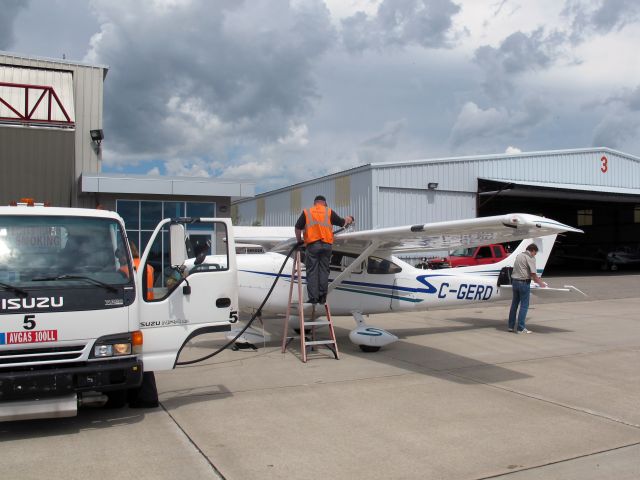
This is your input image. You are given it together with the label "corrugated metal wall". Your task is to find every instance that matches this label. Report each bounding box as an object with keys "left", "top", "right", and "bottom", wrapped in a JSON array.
[
  {"left": 234, "top": 168, "right": 373, "bottom": 228},
  {"left": 0, "top": 53, "right": 105, "bottom": 207},
  {"left": 233, "top": 148, "right": 639, "bottom": 230},
  {"left": 0, "top": 66, "right": 75, "bottom": 123},
  {"left": 0, "top": 126, "right": 74, "bottom": 205}
]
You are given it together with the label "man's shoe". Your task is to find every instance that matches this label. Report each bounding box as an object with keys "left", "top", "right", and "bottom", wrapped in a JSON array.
[
  {"left": 517, "top": 328, "right": 532, "bottom": 334},
  {"left": 508, "top": 327, "right": 514, "bottom": 332}
]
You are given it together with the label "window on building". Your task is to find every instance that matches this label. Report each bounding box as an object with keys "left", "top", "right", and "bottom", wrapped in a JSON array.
[
  {"left": 116, "top": 200, "right": 216, "bottom": 291},
  {"left": 577, "top": 209, "right": 593, "bottom": 226}
]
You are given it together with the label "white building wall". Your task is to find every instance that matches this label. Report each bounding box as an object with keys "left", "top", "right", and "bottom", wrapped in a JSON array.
[
  {"left": 0, "top": 51, "right": 107, "bottom": 207},
  {"left": 233, "top": 148, "right": 640, "bottom": 230}
]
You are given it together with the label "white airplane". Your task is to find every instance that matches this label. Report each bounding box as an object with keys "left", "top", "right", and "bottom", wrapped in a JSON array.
[{"left": 215, "top": 213, "right": 583, "bottom": 351}]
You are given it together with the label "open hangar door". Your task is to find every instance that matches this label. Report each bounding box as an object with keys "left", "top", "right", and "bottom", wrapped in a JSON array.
[{"left": 477, "top": 179, "right": 640, "bottom": 272}]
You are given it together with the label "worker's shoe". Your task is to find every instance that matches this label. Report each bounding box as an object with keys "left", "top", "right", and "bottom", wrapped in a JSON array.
[
  {"left": 507, "top": 327, "right": 514, "bottom": 332},
  {"left": 517, "top": 328, "right": 533, "bottom": 334}
]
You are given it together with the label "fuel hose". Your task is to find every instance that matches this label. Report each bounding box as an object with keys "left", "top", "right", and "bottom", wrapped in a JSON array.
[
  {"left": 175, "top": 241, "right": 299, "bottom": 366},
  {"left": 174, "top": 220, "right": 354, "bottom": 366}
]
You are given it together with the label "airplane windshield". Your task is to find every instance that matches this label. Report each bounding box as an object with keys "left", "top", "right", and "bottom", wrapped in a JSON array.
[{"left": 0, "top": 215, "right": 132, "bottom": 288}]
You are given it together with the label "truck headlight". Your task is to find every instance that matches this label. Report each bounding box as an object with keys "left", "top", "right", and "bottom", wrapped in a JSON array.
[
  {"left": 94, "top": 344, "right": 113, "bottom": 357},
  {"left": 91, "top": 331, "right": 140, "bottom": 358}
]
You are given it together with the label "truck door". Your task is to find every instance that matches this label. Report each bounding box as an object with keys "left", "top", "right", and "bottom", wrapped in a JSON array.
[
  {"left": 475, "top": 246, "right": 494, "bottom": 265},
  {"left": 137, "top": 218, "right": 238, "bottom": 371}
]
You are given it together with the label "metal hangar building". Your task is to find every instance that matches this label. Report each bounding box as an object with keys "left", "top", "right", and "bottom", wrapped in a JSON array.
[
  {"left": 233, "top": 148, "right": 640, "bottom": 266},
  {"left": 0, "top": 50, "right": 254, "bottom": 255}
]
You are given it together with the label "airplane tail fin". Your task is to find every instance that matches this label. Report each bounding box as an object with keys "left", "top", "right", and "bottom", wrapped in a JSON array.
[{"left": 494, "top": 234, "right": 558, "bottom": 276}]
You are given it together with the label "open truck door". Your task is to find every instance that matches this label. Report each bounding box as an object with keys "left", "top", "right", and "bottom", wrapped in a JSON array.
[{"left": 137, "top": 217, "right": 238, "bottom": 371}]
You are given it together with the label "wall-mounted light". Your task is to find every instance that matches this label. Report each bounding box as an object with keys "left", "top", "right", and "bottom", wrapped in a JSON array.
[
  {"left": 427, "top": 182, "right": 439, "bottom": 190},
  {"left": 90, "top": 129, "right": 104, "bottom": 146}
]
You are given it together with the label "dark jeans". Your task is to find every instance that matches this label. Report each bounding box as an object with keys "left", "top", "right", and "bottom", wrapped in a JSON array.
[
  {"left": 508, "top": 279, "right": 531, "bottom": 331},
  {"left": 305, "top": 241, "right": 332, "bottom": 303}
]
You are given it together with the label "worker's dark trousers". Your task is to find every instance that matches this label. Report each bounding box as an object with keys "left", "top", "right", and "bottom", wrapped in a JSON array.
[{"left": 305, "top": 241, "right": 332, "bottom": 303}]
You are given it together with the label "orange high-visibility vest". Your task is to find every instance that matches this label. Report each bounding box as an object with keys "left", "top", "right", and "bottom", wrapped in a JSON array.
[
  {"left": 133, "top": 258, "right": 155, "bottom": 300},
  {"left": 303, "top": 205, "right": 333, "bottom": 245}
]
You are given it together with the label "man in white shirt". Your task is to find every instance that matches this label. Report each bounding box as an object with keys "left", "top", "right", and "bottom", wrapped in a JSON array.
[{"left": 508, "top": 243, "right": 547, "bottom": 333}]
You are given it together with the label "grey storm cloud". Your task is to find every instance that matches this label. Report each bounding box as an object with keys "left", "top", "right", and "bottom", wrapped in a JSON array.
[
  {"left": 87, "top": 0, "right": 335, "bottom": 159},
  {"left": 592, "top": 114, "right": 640, "bottom": 148},
  {"left": 0, "top": 0, "right": 28, "bottom": 49},
  {"left": 356, "top": 119, "right": 408, "bottom": 164},
  {"left": 340, "top": 0, "right": 461, "bottom": 53},
  {"left": 563, "top": 0, "right": 640, "bottom": 43},
  {"left": 592, "top": 84, "right": 640, "bottom": 148},
  {"left": 473, "top": 28, "right": 565, "bottom": 98},
  {"left": 450, "top": 96, "right": 550, "bottom": 148}
]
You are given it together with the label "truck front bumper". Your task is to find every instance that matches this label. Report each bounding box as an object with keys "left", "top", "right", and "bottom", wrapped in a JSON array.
[{"left": 0, "top": 357, "right": 143, "bottom": 402}]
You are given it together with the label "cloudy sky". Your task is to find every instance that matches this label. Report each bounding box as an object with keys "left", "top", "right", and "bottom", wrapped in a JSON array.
[{"left": 3, "top": 0, "right": 640, "bottom": 192}]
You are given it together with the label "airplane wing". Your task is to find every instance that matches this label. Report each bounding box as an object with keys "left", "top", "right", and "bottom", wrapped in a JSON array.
[
  {"left": 233, "top": 226, "right": 296, "bottom": 251},
  {"left": 234, "top": 214, "right": 582, "bottom": 255},
  {"left": 500, "top": 284, "right": 588, "bottom": 299}
]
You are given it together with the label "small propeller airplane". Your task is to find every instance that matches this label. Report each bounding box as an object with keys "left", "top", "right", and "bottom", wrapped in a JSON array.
[{"left": 210, "top": 213, "right": 583, "bottom": 351}]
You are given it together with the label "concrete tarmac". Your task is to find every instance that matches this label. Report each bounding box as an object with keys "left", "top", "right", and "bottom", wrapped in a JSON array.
[{"left": 1, "top": 273, "right": 639, "bottom": 480}]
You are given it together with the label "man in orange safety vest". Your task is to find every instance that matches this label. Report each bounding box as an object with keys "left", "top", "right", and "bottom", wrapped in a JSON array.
[{"left": 295, "top": 195, "right": 353, "bottom": 305}]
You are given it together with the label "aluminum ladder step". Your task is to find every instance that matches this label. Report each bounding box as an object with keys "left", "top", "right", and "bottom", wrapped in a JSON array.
[{"left": 281, "top": 249, "right": 340, "bottom": 363}]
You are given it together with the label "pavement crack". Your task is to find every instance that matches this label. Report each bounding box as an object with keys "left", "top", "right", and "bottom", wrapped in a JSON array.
[
  {"left": 473, "top": 441, "right": 640, "bottom": 479},
  {"left": 160, "top": 402, "right": 227, "bottom": 479},
  {"left": 442, "top": 370, "right": 640, "bottom": 429}
]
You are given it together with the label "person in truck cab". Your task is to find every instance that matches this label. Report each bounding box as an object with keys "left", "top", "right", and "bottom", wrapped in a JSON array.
[{"left": 129, "top": 241, "right": 155, "bottom": 301}]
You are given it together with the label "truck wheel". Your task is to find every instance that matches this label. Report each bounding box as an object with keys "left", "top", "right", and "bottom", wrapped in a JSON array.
[
  {"left": 104, "top": 389, "right": 127, "bottom": 408},
  {"left": 128, "top": 372, "right": 159, "bottom": 408}
]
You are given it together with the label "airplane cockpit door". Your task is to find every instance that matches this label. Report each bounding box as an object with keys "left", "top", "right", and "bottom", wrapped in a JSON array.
[
  {"left": 137, "top": 218, "right": 239, "bottom": 371},
  {"left": 391, "top": 278, "right": 399, "bottom": 310}
]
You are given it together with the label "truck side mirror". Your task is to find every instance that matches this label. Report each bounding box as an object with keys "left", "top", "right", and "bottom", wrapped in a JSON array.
[{"left": 170, "top": 223, "right": 188, "bottom": 267}]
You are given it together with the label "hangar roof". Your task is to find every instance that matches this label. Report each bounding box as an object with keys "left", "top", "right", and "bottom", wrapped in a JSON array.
[{"left": 369, "top": 147, "right": 640, "bottom": 168}]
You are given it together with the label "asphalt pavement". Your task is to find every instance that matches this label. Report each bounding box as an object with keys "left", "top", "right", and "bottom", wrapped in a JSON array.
[{"left": 1, "top": 273, "right": 639, "bottom": 480}]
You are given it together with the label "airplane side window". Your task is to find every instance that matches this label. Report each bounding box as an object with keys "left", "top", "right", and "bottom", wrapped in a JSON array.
[
  {"left": 493, "top": 246, "right": 503, "bottom": 257},
  {"left": 330, "top": 252, "right": 343, "bottom": 271},
  {"left": 367, "top": 256, "right": 402, "bottom": 274},
  {"left": 476, "top": 247, "right": 491, "bottom": 259},
  {"left": 329, "top": 252, "right": 362, "bottom": 274}
]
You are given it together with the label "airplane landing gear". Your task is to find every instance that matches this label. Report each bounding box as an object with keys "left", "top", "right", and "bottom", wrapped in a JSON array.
[
  {"left": 359, "top": 345, "right": 381, "bottom": 353},
  {"left": 349, "top": 312, "right": 398, "bottom": 352}
]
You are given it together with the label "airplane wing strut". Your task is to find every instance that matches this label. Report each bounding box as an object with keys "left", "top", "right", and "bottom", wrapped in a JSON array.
[{"left": 328, "top": 240, "right": 381, "bottom": 293}]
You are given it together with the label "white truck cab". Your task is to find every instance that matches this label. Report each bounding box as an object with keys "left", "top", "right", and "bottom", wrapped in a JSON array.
[{"left": 0, "top": 204, "right": 238, "bottom": 421}]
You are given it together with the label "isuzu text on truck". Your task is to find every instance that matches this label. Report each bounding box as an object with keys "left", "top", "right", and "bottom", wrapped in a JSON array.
[{"left": 0, "top": 202, "right": 238, "bottom": 421}]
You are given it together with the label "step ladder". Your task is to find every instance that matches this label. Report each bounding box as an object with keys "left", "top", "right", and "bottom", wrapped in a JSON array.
[{"left": 281, "top": 249, "right": 339, "bottom": 363}]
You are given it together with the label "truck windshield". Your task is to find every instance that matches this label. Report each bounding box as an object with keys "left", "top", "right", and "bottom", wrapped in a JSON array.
[
  {"left": 450, "top": 247, "right": 475, "bottom": 257},
  {"left": 0, "top": 215, "right": 132, "bottom": 288}
]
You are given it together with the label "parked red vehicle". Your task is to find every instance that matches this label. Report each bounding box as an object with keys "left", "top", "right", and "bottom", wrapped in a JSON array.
[{"left": 447, "top": 244, "right": 509, "bottom": 267}]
